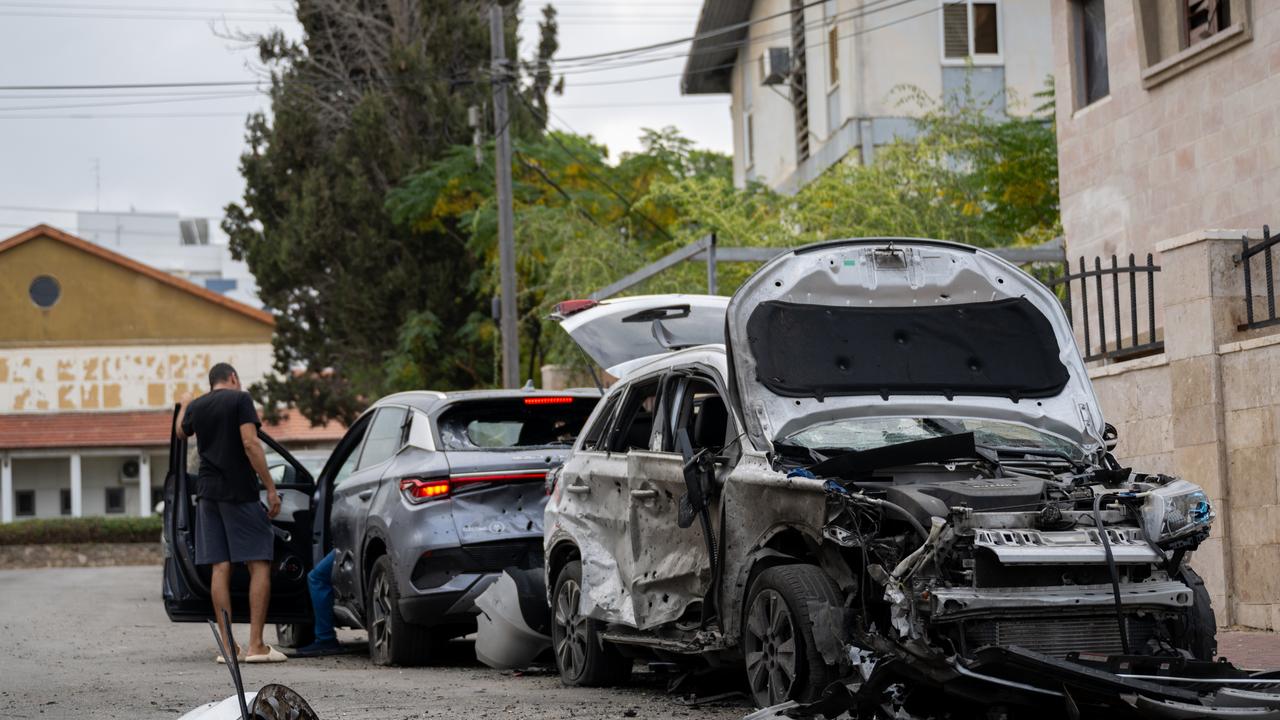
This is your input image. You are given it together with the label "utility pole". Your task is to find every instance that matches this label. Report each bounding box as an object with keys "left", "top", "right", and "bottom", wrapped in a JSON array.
[{"left": 489, "top": 3, "right": 519, "bottom": 389}]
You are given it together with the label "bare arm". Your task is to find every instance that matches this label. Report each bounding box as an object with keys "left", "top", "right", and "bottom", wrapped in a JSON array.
[
  {"left": 240, "top": 422, "right": 280, "bottom": 518},
  {"left": 174, "top": 392, "right": 193, "bottom": 440}
]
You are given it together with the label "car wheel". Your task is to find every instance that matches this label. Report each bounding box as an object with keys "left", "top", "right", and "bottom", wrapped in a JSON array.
[
  {"left": 742, "top": 564, "right": 842, "bottom": 707},
  {"left": 367, "top": 554, "right": 431, "bottom": 666},
  {"left": 275, "top": 622, "right": 314, "bottom": 649},
  {"left": 551, "top": 560, "right": 632, "bottom": 686},
  {"left": 1181, "top": 565, "right": 1218, "bottom": 660}
]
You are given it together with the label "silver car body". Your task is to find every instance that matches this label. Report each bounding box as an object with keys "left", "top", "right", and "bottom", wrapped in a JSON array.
[{"left": 546, "top": 239, "right": 1214, "bottom": 665}]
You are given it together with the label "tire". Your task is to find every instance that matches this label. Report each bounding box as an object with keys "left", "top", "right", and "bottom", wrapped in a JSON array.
[
  {"left": 1181, "top": 565, "right": 1218, "bottom": 660},
  {"left": 275, "top": 622, "right": 314, "bottom": 649},
  {"left": 742, "top": 564, "right": 843, "bottom": 707},
  {"left": 551, "top": 560, "right": 632, "bottom": 686},
  {"left": 366, "top": 554, "right": 432, "bottom": 666}
]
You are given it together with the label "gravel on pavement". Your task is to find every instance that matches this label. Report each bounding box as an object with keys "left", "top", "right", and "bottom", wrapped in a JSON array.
[{"left": 0, "top": 566, "right": 749, "bottom": 720}]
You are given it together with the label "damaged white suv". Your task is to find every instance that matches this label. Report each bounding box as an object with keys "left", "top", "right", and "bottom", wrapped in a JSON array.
[{"left": 544, "top": 239, "right": 1217, "bottom": 714}]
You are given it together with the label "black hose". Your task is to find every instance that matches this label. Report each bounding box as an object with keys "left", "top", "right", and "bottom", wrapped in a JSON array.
[
  {"left": 1092, "top": 491, "right": 1131, "bottom": 655},
  {"left": 874, "top": 498, "right": 930, "bottom": 544}
]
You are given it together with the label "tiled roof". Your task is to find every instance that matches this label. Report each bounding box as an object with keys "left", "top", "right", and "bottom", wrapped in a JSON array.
[
  {"left": 0, "top": 224, "right": 273, "bottom": 326},
  {"left": 0, "top": 409, "right": 346, "bottom": 450}
]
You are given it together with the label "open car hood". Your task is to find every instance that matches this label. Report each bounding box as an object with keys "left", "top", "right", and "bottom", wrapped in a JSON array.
[
  {"left": 725, "top": 239, "right": 1106, "bottom": 452},
  {"left": 551, "top": 294, "right": 728, "bottom": 377}
]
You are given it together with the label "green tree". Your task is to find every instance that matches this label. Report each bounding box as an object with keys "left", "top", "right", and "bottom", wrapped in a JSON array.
[{"left": 223, "top": 1, "right": 556, "bottom": 424}]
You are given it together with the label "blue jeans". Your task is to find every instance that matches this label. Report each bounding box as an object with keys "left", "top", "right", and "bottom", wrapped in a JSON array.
[{"left": 308, "top": 550, "right": 337, "bottom": 644}]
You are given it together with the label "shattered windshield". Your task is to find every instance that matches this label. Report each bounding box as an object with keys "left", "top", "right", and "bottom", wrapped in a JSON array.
[{"left": 784, "top": 417, "right": 1085, "bottom": 460}]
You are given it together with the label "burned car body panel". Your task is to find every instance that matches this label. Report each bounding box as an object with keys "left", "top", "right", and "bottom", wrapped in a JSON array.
[{"left": 546, "top": 238, "right": 1222, "bottom": 711}]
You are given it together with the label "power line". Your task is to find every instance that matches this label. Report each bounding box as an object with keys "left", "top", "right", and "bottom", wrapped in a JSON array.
[
  {"left": 0, "top": 91, "right": 261, "bottom": 113},
  {"left": 549, "top": 0, "right": 829, "bottom": 65},
  {"left": 0, "top": 80, "right": 261, "bottom": 91},
  {"left": 0, "top": 111, "right": 250, "bottom": 119}
]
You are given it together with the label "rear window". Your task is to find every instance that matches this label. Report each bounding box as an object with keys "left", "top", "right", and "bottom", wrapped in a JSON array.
[{"left": 437, "top": 397, "right": 598, "bottom": 450}]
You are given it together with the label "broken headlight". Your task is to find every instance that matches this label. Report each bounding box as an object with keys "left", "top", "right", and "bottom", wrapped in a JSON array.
[{"left": 1140, "top": 479, "right": 1214, "bottom": 543}]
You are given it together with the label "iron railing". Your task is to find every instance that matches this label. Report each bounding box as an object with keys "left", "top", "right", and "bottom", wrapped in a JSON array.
[
  {"left": 1238, "top": 225, "right": 1280, "bottom": 331},
  {"left": 1048, "top": 254, "right": 1163, "bottom": 362}
]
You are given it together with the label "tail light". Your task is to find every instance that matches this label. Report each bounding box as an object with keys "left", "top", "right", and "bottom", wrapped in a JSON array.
[
  {"left": 524, "top": 396, "right": 575, "bottom": 405},
  {"left": 399, "top": 471, "right": 547, "bottom": 505},
  {"left": 552, "top": 299, "right": 598, "bottom": 319},
  {"left": 400, "top": 478, "right": 450, "bottom": 504}
]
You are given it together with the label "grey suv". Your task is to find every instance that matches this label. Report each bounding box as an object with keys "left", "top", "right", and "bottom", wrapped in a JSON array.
[{"left": 309, "top": 389, "right": 599, "bottom": 665}]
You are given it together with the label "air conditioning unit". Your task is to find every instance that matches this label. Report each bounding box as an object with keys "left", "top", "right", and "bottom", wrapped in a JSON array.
[
  {"left": 120, "top": 459, "right": 140, "bottom": 484},
  {"left": 760, "top": 47, "right": 791, "bottom": 86}
]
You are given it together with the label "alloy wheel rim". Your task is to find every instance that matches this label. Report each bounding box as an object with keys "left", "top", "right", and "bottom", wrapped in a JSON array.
[
  {"left": 553, "top": 578, "right": 588, "bottom": 679},
  {"left": 370, "top": 571, "right": 392, "bottom": 656},
  {"left": 744, "top": 589, "right": 798, "bottom": 706}
]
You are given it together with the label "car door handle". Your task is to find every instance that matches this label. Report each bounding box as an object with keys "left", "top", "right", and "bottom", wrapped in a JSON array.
[
  {"left": 565, "top": 484, "right": 590, "bottom": 495},
  {"left": 357, "top": 489, "right": 374, "bottom": 501},
  {"left": 629, "top": 489, "right": 657, "bottom": 500}
]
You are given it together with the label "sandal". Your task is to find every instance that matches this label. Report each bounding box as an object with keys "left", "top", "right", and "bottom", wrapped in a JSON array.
[{"left": 243, "top": 646, "right": 288, "bottom": 663}]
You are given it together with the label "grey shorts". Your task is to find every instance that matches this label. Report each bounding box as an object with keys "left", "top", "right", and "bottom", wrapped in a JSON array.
[{"left": 195, "top": 499, "right": 274, "bottom": 565}]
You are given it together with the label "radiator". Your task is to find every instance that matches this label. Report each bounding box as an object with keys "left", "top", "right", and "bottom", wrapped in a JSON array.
[{"left": 964, "top": 615, "right": 1157, "bottom": 658}]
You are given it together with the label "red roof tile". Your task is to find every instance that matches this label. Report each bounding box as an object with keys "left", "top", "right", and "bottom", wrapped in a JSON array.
[{"left": 0, "top": 409, "right": 346, "bottom": 450}]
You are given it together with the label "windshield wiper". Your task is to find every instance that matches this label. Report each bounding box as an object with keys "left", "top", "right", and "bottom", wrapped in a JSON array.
[{"left": 975, "top": 443, "right": 1082, "bottom": 466}]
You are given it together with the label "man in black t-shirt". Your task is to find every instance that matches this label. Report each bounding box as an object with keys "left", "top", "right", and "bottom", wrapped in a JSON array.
[{"left": 175, "top": 362, "right": 287, "bottom": 663}]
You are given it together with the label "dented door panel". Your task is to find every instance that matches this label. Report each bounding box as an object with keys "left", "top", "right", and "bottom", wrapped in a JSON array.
[
  {"left": 625, "top": 450, "right": 713, "bottom": 630},
  {"left": 551, "top": 449, "right": 639, "bottom": 626}
]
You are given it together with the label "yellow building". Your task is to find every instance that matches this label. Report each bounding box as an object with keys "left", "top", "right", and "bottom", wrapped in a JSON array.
[{"left": 0, "top": 225, "right": 340, "bottom": 522}]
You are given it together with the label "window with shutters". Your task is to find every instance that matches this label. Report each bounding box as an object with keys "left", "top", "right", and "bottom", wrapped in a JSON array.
[
  {"left": 1071, "top": 0, "right": 1109, "bottom": 108},
  {"left": 940, "top": 0, "right": 1001, "bottom": 65},
  {"left": 1132, "top": 0, "right": 1250, "bottom": 89}
]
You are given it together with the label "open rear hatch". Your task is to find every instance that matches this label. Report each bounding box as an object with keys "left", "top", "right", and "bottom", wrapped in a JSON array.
[
  {"left": 723, "top": 239, "right": 1106, "bottom": 451},
  {"left": 551, "top": 294, "right": 728, "bottom": 377}
]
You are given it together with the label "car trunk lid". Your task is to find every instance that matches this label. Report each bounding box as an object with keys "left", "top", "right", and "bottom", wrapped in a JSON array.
[{"left": 550, "top": 294, "right": 728, "bottom": 377}]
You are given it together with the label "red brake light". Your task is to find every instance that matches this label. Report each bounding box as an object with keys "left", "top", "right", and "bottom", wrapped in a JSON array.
[
  {"left": 524, "top": 396, "right": 575, "bottom": 405},
  {"left": 553, "top": 299, "right": 598, "bottom": 318},
  {"left": 451, "top": 471, "right": 547, "bottom": 485},
  {"left": 400, "top": 477, "right": 450, "bottom": 503}
]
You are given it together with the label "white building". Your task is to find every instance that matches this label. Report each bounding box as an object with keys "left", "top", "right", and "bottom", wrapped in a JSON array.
[
  {"left": 77, "top": 210, "right": 261, "bottom": 309},
  {"left": 682, "top": 0, "right": 1055, "bottom": 192}
]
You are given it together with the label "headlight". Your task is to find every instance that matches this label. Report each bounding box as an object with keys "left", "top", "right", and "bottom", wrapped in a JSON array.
[{"left": 1140, "top": 479, "right": 1214, "bottom": 543}]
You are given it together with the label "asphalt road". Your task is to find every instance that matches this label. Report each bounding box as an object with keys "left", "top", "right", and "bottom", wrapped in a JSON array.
[{"left": 0, "top": 566, "right": 749, "bottom": 720}]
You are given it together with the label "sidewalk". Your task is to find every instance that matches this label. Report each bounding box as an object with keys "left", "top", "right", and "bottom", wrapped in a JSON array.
[{"left": 1220, "top": 630, "right": 1280, "bottom": 669}]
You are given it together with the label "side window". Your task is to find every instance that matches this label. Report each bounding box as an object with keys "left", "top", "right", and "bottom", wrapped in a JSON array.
[
  {"left": 579, "top": 393, "right": 621, "bottom": 451},
  {"left": 607, "top": 377, "right": 662, "bottom": 453},
  {"left": 327, "top": 421, "right": 370, "bottom": 488},
  {"left": 665, "top": 376, "right": 731, "bottom": 454},
  {"left": 356, "top": 407, "right": 408, "bottom": 471}
]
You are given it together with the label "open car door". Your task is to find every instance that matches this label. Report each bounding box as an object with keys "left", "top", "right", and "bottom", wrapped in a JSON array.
[{"left": 161, "top": 403, "right": 317, "bottom": 625}]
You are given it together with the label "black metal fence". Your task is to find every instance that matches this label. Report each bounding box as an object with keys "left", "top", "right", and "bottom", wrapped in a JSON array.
[
  {"left": 1048, "top": 254, "right": 1163, "bottom": 362},
  {"left": 1238, "top": 225, "right": 1280, "bottom": 331}
]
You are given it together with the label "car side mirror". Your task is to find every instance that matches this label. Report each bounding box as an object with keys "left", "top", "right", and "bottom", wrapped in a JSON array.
[
  {"left": 1103, "top": 423, "right": 1119, "bottom": 452},
  {"left": 269, "top": 463, "right": 297, "bottom": 486}
]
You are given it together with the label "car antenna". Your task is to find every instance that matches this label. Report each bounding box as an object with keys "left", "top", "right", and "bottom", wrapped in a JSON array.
[{"left": 209, "top": 609, "right": 249, "bottom": 720}]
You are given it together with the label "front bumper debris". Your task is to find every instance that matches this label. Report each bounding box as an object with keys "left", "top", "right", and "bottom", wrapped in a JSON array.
[{"left": 746, "top": 646, "right": 1280, "bottom": 720}]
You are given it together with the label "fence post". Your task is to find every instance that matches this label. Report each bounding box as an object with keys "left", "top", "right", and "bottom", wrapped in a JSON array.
[{"left": 706, "top": 233, "right": 718, "bottom": 295}]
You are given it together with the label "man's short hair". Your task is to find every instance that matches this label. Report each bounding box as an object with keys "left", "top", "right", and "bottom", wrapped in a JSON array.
[{"left": 209, "top": 362, "right": 238, "bottom": 388}]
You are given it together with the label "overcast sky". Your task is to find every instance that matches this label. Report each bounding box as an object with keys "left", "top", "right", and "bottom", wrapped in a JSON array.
[{"left": 0, "top": 0, "right": 729, "bottom": 240}]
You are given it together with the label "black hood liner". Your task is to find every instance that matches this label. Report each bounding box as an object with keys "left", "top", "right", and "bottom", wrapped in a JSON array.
[
  {"left": 745, "top": 297, "right": 1070, "bottom": 400},
  {"left": 809, "top": 431, "right": 978, "bottom": 478}
]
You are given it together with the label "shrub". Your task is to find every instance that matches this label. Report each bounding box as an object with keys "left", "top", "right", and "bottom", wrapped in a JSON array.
[{"left": 0, "top": 516, "right": 163, "bottom": 545}]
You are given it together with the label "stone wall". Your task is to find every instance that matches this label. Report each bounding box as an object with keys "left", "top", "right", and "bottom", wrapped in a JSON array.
[
  {"left": 1051, "top": 1, "right": 1280, "bottom": 264},
  {"left": 1086, "top": 230, "right": 1280, "bottom": 629}
]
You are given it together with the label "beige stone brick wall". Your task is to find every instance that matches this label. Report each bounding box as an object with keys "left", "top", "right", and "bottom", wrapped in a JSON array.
[{"left": 1052, "top": 1, "right": 1280, "bottom": 263}]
